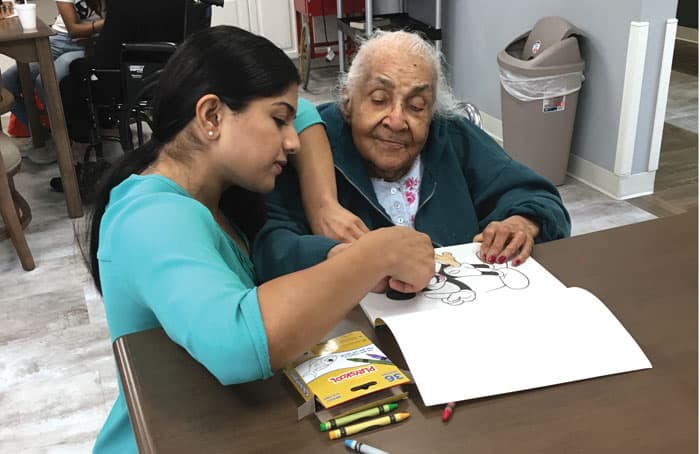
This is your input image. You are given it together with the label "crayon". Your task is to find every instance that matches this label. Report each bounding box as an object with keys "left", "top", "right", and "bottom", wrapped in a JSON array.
[
  {"left": 320, "top": 403, "right": 399, "bottom": 431},
  {"left": 344, "top": 439, "right": 391, "bottom": 454},
  {"left": 367, "top": 353, "right": 388, "bottom": 361},
  {"left": 328, "top": 412, "right": 410, "bottom": 440},
  {"left": 347, "top": 358, "right": 393, "bottom": 366},
  {"left": 441, "top": 402, "right": 456, "bottom": 422}
]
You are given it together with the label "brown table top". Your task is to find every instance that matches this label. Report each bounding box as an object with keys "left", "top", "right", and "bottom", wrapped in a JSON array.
[
  {"left": 114, "top": 210, "right": 698, "bottom": 453},
  {"left": 0, "top": 17, "right": 53, "bottom": 42}
]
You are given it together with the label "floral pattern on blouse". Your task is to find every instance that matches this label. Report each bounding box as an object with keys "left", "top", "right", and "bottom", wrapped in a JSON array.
[{"left": 370, "top": 158, "right": 422, "bottom": 228}]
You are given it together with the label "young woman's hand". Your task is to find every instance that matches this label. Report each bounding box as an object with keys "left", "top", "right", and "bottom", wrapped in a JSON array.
[
  {"left": 364, "top": 227, "right": 435, "bottom": 293},
  {"left": 308, "top": 201, "right": 369, "bottom": 242},
  {"left": 328, "top": 226, "right": 434, "bottom": 293},
  {"left": 473, "top": 215, "right": 540, "bottom": 266}
]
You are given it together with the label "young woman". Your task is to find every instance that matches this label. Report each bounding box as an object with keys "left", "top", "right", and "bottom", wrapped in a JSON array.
[
  {"left": 3, "top": 0, "right": 105, "bottom": 164},
  {"left": 90, "top": 25, "right": 434, "bottom": 453}
]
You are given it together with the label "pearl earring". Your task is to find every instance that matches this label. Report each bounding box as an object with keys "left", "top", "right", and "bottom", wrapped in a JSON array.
[{"left": 208, "top": 131, "right": 214, "bottom": 137}]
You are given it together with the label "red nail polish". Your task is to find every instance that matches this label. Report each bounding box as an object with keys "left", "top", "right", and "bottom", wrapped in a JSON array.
[
  {"left": 497, "top": 256, "right": 506, "bottom": 264},
  {"left": 513, "top": 259, "right": 521, "bottom": 266},
  {"left": 488, "top": 255, "right": 496, "bottom": 264}
]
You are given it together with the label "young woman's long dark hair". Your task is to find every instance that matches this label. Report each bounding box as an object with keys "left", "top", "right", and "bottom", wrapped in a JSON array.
[{"left": 87, "top": 25, "right": 300, "bottom": 292}]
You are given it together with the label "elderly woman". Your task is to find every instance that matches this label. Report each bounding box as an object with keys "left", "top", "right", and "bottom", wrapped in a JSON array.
[{"left": 253, "top": 30, "right": 570, "bottom": 284}]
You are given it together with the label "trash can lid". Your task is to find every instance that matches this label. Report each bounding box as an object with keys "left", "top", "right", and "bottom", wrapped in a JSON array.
[
  {"left": 496, "top": 16, "right": 585, "bottom": 77},
  {"left": 522, "top": 16, "right": 581, "bottom": 61}
]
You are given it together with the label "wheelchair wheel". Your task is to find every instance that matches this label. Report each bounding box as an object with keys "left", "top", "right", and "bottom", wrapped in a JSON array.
[{"left": 298, "top": 15, "right": 312, "bottom": 90}]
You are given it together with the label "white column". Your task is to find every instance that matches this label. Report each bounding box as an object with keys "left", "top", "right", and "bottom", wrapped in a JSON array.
[
  {"left": 648, "top": 18, "right": 678, "bottom": 172},
  {"left": 614, "top": 21, "right": 649, "bottom": 176}
]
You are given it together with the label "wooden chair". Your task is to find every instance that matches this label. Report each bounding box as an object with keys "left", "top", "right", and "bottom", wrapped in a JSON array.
[{"left": 0, "top": 85, "right": 34, "bottom": 271}]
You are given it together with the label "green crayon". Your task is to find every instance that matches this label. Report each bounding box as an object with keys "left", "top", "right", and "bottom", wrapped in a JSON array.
[{"left": 320, "top": 403, "right": 399, "bottom": 432}]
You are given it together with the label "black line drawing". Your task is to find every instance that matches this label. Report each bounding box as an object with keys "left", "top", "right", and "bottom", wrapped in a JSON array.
[
  {"left": 422, "top": 251, "right": 530, "bottom": 306},
  {"left": 297, "top": 353, "right": 340, "bottom": 381}
]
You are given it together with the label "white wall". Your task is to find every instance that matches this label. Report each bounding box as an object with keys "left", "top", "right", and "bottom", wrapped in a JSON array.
[
  {"left": 37, "top": 1, "right": 57, "bottom": 24},
  {"left": 211, "top": 0, "right": 298, "bottom": 57}
]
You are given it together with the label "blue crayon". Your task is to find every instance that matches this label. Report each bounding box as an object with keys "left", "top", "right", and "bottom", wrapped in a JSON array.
[{"left": 345, "top": 439, "right": 391, "bottom": 454}]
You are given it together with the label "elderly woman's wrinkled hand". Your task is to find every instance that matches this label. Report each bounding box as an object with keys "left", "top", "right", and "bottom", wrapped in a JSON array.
[
  {"left": 473, "top": 215, "right": 540, "bottom": 266},
  {"left": 309, "top": 201, "right": 370, "bottom": 242}
]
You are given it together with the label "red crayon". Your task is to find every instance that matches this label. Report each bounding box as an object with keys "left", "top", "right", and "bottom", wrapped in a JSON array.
[{"left": 441, "top": 402, "right": 456, "bottom": 422}]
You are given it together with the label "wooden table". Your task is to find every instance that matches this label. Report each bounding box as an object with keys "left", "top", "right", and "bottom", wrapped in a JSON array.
[
  {"left": 114, "top": 211, "right": 698, "bottom": 453},
  {"left": 0, "top": 18, "right": 82, "bottom": 218}
]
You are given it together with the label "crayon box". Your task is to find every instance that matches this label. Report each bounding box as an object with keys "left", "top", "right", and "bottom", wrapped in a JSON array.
[{"left": 284, "top": 331, "right": 410, "bottom": 421}]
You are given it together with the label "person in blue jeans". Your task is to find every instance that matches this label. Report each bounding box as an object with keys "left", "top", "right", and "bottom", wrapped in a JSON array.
[{"left": 3, "top": 0, "right": 105, "bottom": 164}]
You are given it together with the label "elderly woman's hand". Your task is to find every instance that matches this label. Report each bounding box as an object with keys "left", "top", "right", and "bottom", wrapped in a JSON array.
[
  {"left": 473, "top": 215, "right": 540, "bottom": 266},
  {"left": 308, "top": 201, "right": 369, "bottom": 242}
]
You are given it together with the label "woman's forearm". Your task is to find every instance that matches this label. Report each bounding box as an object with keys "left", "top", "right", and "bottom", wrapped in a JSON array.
[{"left": 293, "top": 124, "right": 339, "bottom": 212}]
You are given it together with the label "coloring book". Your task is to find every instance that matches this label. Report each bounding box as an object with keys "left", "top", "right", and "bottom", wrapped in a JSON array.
[{"left": 360, "top": 242, "right": 652, "bottom": 406}]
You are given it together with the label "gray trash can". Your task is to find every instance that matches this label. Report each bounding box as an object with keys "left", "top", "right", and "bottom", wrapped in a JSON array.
[{"left": 497, "top": 16, "right": 585, "bottom": 186}]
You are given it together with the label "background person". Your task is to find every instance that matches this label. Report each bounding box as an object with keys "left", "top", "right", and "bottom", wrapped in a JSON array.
[{"left": 3, "top": 0, "right": 106, "bottom": 164}]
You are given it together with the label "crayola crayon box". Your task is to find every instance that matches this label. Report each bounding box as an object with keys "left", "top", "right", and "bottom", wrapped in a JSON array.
[{"left": 284, "top": 331, "right": 410, "bottom": 421}]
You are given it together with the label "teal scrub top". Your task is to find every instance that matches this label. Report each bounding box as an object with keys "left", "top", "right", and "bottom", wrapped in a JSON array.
[{"left": 93, "top": 98, "right": 323, "bottom": 453}]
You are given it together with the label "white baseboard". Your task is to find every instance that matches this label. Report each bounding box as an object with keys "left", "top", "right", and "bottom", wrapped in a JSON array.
[
  {"left": 567, "top": 154, "right": 655, "bottom": 200},
  {"left": 480, "top": 111, "right": 503, "bottom": 146}
]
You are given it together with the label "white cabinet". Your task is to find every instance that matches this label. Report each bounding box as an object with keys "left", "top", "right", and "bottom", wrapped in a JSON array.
[{"left": 211, "top": 0, "right": 299, "bottom": 58}]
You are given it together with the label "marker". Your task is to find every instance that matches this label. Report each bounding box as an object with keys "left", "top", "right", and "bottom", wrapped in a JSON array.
[
  {"left": 347, "top": 358, "right": 393, "bottom": 366},
  {"left": 328, "top": 412, "right": 410, "bottom": 440},
  {"left": 441, "top": 402, "right": 456, "bottom": 422},
  {"left": 320, "top": 403, "right": 399, "bottom": 431},
  {"left": 344, "top": 439, "right": 391, "bottom": 454}
]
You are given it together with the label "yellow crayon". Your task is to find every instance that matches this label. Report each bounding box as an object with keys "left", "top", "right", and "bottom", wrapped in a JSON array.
[
  {"left": 328, "top": 412, "right": 410, "bottom": 440},
  {"left": 320, "top": 403, "right": 399, "bottom": 431}
]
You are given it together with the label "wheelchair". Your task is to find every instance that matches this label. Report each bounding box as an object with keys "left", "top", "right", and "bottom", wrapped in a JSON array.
[{"left": 53, "top": 0, "right": 222, "bottom": 198}]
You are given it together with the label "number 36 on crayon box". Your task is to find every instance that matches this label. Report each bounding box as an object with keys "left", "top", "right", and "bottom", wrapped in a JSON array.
[{"left": 284, "top": 331, "right": 410, "bottom": 422}]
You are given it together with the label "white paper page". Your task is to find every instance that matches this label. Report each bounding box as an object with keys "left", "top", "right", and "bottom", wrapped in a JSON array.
[
  {"left": 360, "top": 243, "right": 567, "bottom": 326},
  {"left": 382, "top": 287, "right": 652, "bottom": 406}
]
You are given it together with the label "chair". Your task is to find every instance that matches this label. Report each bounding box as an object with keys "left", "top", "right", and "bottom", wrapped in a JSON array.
[
  {"left": 85, "top": 42, "right": 177, "bottom": 154},
  {"left": 458, "top": 102, "right": 483, "bottom": 129},
  {"left": 53, "top": 1, "right": 221, "bottom": 195},
  {"left": 0, "top": 85, "right": 34, "bottom": 271},
  {"left": 78, "top": 0, "right": 222, "bottom": 153}
]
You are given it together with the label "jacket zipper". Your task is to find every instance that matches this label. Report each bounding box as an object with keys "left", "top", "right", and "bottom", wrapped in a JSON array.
[{"left": 335, "top": 165, "right": 394, "bottom": 224}]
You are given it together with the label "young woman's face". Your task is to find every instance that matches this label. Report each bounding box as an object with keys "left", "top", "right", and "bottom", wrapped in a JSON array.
[{"left": 217, "top": 86, "right": 300, "bottom": 193}]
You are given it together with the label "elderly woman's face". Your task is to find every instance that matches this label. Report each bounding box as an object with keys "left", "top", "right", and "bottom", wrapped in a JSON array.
[{"left": 348, "top": 51, "right": 434, "bottom": 181}]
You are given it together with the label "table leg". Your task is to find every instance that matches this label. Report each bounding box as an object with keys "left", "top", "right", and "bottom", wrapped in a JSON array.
[
  {"left": 35, "top": 38, "right": 83, "bottom": 218},
  {"left": 16, "top": 62, "right": 45, "bottom": 148}
]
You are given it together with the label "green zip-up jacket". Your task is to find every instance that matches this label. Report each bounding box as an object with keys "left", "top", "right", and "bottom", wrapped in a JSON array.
[{"left": 252, "top": 102, "right": 570, "bottom": 283}]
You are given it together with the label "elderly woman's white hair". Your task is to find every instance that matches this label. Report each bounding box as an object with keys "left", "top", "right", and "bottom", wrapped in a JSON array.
[{"left": 338, "top": 30, "right": 465, "bottom": 119}]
